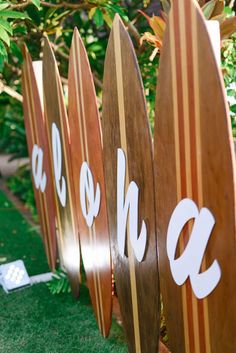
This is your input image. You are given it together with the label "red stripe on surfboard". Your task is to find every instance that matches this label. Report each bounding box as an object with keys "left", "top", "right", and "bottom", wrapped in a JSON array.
[
  {"left": 185, "top": 2, "right": 207, "bottom": 353},
  {"left": 172, "top": 2, "right": 195, "bottom": 353}
]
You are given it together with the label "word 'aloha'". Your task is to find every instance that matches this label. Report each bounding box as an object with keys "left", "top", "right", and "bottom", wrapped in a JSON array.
[{"left": 32, "top": 123, "right": 221, "bottom": 297}]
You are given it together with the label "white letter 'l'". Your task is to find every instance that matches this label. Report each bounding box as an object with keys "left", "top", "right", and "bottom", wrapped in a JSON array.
[{"left": 52, "top": 122, "right": 66, "bottom": 207}]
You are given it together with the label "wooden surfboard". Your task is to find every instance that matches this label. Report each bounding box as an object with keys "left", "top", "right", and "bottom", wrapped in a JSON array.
[
  {"left": 43, "top": 37, "right": 80, "bottom": 297},
  {"left": 102, "top": 15, "right": 160, "bottom": 353},
  {"left": 68, "top": 28, "right": 112, "bottom": 337},
  {"left": 154, "top": 1, "right": 236, "bottom": 352},
  {"left": 22, "top": 46, "right": 57, "bottom": 270}
]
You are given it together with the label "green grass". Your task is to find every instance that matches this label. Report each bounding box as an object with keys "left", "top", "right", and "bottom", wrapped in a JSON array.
[
  {"left": 0, "top": 190, "right": 48, "bottom": 275},
  {"left": 0, "top": 189, "right": 128, "bottom": 353}
]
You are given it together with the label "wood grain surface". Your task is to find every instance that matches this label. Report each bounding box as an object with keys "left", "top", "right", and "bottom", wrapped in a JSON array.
[
  {"left": 102, "top": 15, "right": 160, "bottom": 353},
  {"left": 22, "top": 46, "right": 57, "bottom": 270},
  {"left": 68, "top": 28, "right": 112, "bottom": 337},
  {"left": 154, "top": 1, "right": 236, "bottom": 352},
  {"left": 43, "top": 37, "right": 80, "bottom": 297}
]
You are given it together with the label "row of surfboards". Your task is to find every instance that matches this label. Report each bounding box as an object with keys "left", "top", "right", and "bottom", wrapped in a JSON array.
[{"left": 22, "top": 1, "right": 236, "bottom": 353}]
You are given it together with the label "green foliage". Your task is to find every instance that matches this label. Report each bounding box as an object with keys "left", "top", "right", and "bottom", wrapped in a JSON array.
[
  {"left": 138, "top": 48, "right": 159, "bottom": 135},
  {"left": 7, "top": 165, "right": 37, "bottom": 219},
  {"left": 0, "top": 0, "right": 35, "bottom": 69},
  {"left": 222, "top": 33, "right": 236, "bottom": 137},
  {"left": 46, "top": 268, "right": 72, "bottom": 295},
  {"left": 0, "top": 94, "right": 27, "bottom": 159}
]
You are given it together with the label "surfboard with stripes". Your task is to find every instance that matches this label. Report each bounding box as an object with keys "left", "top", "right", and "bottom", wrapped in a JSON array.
[
  {"left": 22, "top": 46, "right": 57, "bottom": 270},
  {"left": 154, "top": 1, "right": 236, "bottom": 352},
  {"left": 43, "top": 37, "right": 81, "bottom": 297},
  {"left": 68, "top": 28, "right": 112, "bottom": 337},
  {"left": 102, "top": 15, "right": 160, "bottom": 353}
]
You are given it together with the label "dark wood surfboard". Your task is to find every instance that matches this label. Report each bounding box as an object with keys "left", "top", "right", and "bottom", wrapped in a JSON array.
[
  {"left": 154, "top": 1, "right": 236, "bottom": 352},
  {"left": 68, "top": 28, "right": 112, "bottom": 337},
  {"left": 102, "top": 15, "right": 160, "bottom": 353},
  {"left": 22, "top": 46, "right": 57, "bottom": 270},
  {"left": 43, "top": 37, "right": 80, "bottom": 297}
]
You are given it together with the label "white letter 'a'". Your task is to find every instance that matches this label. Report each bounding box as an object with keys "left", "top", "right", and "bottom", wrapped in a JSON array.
[
  {"left": 31, "top": 144, "right": 46, "bottom": 193},
  {"left": 117, "top": 148, "right": 147, "bottom": 262},
  {"left": 79, "top": 161, "right": 101, "bottom": 227},
  {"left": 52, "top": 123, "right": 66, "bottom": 207},
  {"left": 167, "top": 198, "right": 221, "bottom": 299}
]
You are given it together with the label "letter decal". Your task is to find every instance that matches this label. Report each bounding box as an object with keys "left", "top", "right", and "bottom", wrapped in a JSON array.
[
  {"left": 117, "top": 148, "right": 147, "bottom": 262},
  {"left": 52, "top": 122, "right": 66, "bottom": 207},
  {"left": 79, "top": 161, "right": 101, "bottom": 227},
  {"left": 167, "top": 198, "right": 221, "bottom": 299},
  {"left": 31, "top": 144, "right": 47, "bottom": 193}
]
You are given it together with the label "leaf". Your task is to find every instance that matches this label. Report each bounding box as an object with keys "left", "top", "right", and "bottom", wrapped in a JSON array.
[
  {"left": 211, "top": 13, "right": 227, "bottom": 24},
  {"left": 26, "top": 5, "right": 40, "bottom": 25},
  {"left": 51, "top": 10, "right": 70, "bottom": 22},
  {"left": 139, "top": 10, "right": 166, "bottom": 42},
  {"left": 211, "top": 0, "right": 224, "bottom": 17},
  {"left": 149, "top": 16, "right": 166, "bottom": 41},
  {"left": 224, "top": 6, "right": 233, "bottom": 15},
  {"left": 0, "top": 27, "right": 9, "bottom": 46},
  {"left": 202, "top": 0, "right": 217, "bottom": 20},
  {"left": 231, "top": 104, "right": 236, "bottom": 114},
  {"left": 10, "top": 42, "right": 23, "bottom": 63},
  {"left": 0, "top": 38, "right": 7, "bottom": 57},
  {"left": 93, "top": 8, "right": 104, "bottom": 28},
  {"left": 31, "top": 0, "right": 40, "bottom": 10},
  {"left": 103, "top": 12, "right": 113, "bottom": 27},
  {"left": 140, "top": 31, "right": 162, "bottom": 50},
  {"left": 13, "top": 25, "right": 27, "bottom": 35},
  {"left": 88, "top": 7, "right": 97, "bottom": 20},
  {"left": 104, "top": 2, "right": 128, "bottom": 21},
  {"left": 0, "top": 10, "right": 30, "bottom": 20},
  {"left": 227, "top": 89, "right": 236, "bottom": 97},
  {"left": 0, "top": 3, "right": 9, "bottom": 11},
  {"left": 220, "top": 17, "right": 236, "bottom": 39},
  {"left": 161, "top": 0, "right": 171, "bottom": 14},
  {"left": 0, "top": 39, "right": 7, "bottom": 71},
  {"left": 44, "top": 7, "right": 57, "bottom": 22},
  {"left": 0, "top": 18, "right": 12, "bottom": 34},
  {"left": 46, "top": 268, "right": 71, "bottom": 295}
]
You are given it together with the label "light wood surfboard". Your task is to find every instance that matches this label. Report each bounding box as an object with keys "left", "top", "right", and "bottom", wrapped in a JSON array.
[
  {"left": 22, "top": 46, "right": 57, "bottom": 270},
  {"left": 102, "top": 15, "right": 160, "bottom": 353},
  {"left": 154, "top": 1, "right": 236, "bottom": 352},
  {"left": 68, "top": 28, "right": 112, "bottom": 337},
  {"left": 43, "top": 37, "right": 80, "bottom": 297}
]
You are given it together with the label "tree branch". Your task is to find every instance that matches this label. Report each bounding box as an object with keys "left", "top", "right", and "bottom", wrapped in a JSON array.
[
  {"left": 0, "top": 81, "right": 23, "bottom": 102},
  {"left": 40, "top": 1, "right": 93, "bottom": 10},
  {"left": 125, "top": 20, "right": 141, "bottom": 46},
  {"left": 51, "top": 42, "right": 103, "bottom": 90},
  {"left": 10, "top": 1, "right": 30, "bottom": 9},
  {"left": 10, "top": 0, "right": 93, "bottom": 10}
]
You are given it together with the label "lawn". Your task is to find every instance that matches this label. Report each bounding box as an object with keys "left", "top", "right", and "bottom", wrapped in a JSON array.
[{"left": 0, "top": 189, "right": 128, "bottom": 353}]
